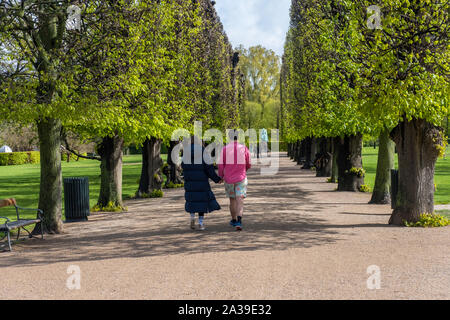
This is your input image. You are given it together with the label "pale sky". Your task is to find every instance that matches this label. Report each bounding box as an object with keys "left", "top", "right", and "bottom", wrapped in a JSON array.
[{"left": 215, "top": 0, "right": 291, "bottom": 57}]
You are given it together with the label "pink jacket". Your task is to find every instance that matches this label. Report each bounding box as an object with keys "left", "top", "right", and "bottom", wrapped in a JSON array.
[{"left": 218, "top": 142, "right": 251, "bottom": 184}]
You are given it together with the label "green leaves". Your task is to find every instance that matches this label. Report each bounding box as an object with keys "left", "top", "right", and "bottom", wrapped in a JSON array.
[
  {"left": 281, "top": 0, "right": 449, "bottom": 142},
  {"left": 404, "top": 213, "right": 450, "bottom": 228},
  {"left": 237, "top": 45, "right": 281, "bottom": 129},
  {"left": 282, "top": 0, "right": 370, "bottom": 141},
  {"left": 1, "top": 0, "right": 241, "bottom": 147}
]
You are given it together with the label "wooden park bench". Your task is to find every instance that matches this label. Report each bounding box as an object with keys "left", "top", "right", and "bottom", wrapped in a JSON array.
[{"left": 0, "top": 205, "right": 44, "bottom": 251}]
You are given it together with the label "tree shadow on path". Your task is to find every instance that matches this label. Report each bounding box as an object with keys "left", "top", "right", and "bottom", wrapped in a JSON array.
[{"left": 0, "top": 153, "right": 393, "bottom": 267}]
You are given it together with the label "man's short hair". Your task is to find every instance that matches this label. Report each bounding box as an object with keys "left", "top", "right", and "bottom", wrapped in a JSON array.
[{"left": 229, "top": 129, "right": 241, "bottom": 141}]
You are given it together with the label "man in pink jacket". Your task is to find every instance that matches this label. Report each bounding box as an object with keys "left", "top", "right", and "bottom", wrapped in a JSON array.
[{"left": 218, "top": 131, "right": 251, "bottom": 231}]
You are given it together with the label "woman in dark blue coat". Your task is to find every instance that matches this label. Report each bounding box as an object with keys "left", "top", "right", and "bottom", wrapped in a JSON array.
[{"left": 182, "top": 137, "right": 222, "bottom": 231}]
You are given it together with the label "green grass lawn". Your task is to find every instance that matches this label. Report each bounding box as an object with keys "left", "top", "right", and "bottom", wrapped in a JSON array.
[
  {"left": 362, "top": 146, "right": 450, "bottom": 205},
  {"left": 0, "top": 154, "right": 167, "bottom": 220},
  {"left": 436, "top": 210, "right": 450, "bottom": 219}
]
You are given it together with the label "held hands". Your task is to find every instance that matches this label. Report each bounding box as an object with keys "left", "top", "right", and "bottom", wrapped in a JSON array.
[{"left": 0, "top": 198, "right": 16, "bottom": 208}]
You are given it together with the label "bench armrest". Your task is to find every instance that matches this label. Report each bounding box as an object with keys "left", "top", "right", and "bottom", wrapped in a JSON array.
[
  {"left": 0, "top": 216, "right": 11, "bottom": 223},
  {"left": 14, "top": 206, "right": 44, "bottom": 221},
  {"left": 0, "top": 216, "right": 11, "bottom": 230}
]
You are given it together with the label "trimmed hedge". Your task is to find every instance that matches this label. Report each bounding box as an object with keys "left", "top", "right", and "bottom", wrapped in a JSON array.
[
  {"left": 0, "top": 151, "right": 90, "bottom": 166},
  {"left": 29, "top": 152, "right": 40, "bottom": 164},
  {"left": 0, "top": 151, "right": 41, "bottom": 166}
]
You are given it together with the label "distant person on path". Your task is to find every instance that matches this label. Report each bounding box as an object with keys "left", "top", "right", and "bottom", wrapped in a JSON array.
[
  {"left": 249, "top": 138, "right": 258, "bottom": 158},
  {"left": 260, "top": 128, "right": 269, "bottom": 158},
  {"left": 0, "top": 198, "right": 16, "bottom": 208},
  {"left": 248, "top": 132, "right": 258, "bottom": 158},
  {"left": 218, "top": 131, "right": 251, "bottom": 231},
  {"left": 182, "top": 136, "right": 223, "bottom": 231}
]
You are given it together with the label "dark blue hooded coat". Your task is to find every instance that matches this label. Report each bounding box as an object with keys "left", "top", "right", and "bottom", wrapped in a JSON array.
[{"left": 182, "top": 144, "right": 221, "bottom": 214}]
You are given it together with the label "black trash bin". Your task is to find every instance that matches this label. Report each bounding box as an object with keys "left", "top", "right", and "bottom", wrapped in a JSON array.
[
  {"left": 64, "top": 177, "right": 90, "bottom": 222},
  {"left": 390, "top": 169, "right": 399, "bottom": 209}
]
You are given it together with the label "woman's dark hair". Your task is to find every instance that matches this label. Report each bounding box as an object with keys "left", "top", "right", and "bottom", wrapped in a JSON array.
[{"left": 191, "top": 135, "right": 205, "bottom": 146}]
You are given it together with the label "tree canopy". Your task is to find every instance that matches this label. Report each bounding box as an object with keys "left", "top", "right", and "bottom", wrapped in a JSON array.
[
  {"left": 281, "top": 0, "right": 449, "bottom": 142},
  {"left": 237, "top": 45, "right": 281, "bottom": 130},
  {"left": 0, "top": 0, "right": 244, "bottom": 232}
]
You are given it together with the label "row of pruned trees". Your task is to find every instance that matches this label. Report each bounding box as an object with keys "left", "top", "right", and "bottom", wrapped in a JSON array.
[
  {"left": 281, "top": 0, "right": 449, "bottom": 225},
  {"left": 0, "top": 0, "right": 243, "bottom": 233}
]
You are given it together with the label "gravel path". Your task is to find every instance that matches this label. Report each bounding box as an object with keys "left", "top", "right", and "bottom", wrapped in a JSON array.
[{"left": 1, "top": 153, "right": 449, "bottom": 299}]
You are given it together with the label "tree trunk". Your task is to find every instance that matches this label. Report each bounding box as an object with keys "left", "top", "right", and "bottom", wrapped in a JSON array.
[
  {"left": 389, "top": 118, "right": 443, "bottom": 225},
  {"left": 260, "top": 102, "right": 265, "bottom": 123},
  {"left": 32, "top": 24, "right": 63, "bottom": 234},
  {"left": 296, "top": 140, "right": 302, "bottom": 165},
  {"left": 138, "top": 137, "right": 163, "bottom": 196},
  {"left": 165, "top": 141, "right": 183, "bottom": 186},
  {"left": 300, "top": 140, "right": 307, "bottom": 164},
  {"left": 301, "top": 138, "right": 313, "bottom": 169},
  {"left": 97, "top": 136, "right": 124, "bottom": 209},
  {"left": 315, "top": 138, "right": 332, "bottom": 177},
  {"left": 311, "top": 137, "right": 317, "bottom": 165},
  {"left": 331, "top": 137, "right": 339, "bottom": 183},
  {"left": 337, "top": 134, "right": 364, "bottom": 192},
  {"left": 296, "top": 141, "right": 302, "bottom": 163},
  {"left": 33, "top": 118, "right": 64, "bottom": 234},
  {"left": 370, "top": 129, "right": 395, "bottom": 204},
  {"left": 291, "top": 141, "right": 296, "bottom": 161}
]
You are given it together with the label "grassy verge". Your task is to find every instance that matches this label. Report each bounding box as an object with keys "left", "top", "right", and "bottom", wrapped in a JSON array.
[
  {"left": 362, "top": 146, "right": 449, "bottom": 205},
  {"left": 0, "top": 154, "right": 167, "bottom": 220},
  {"left": 436, "top": 210, "right": 450, "bottom": 219}
]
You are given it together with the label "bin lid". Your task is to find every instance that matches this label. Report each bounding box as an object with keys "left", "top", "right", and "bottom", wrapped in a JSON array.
[{"left": 64, "top": 177, "right": 89, "bottom": 182}]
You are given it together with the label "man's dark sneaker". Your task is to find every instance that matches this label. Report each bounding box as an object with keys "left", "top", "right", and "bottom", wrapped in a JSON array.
[
  {"left": 230, "top": 220, "right": 237, "bottom": 227},
  {"left": 235, "top": 221, "right": 242, "bottom": 231}
]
